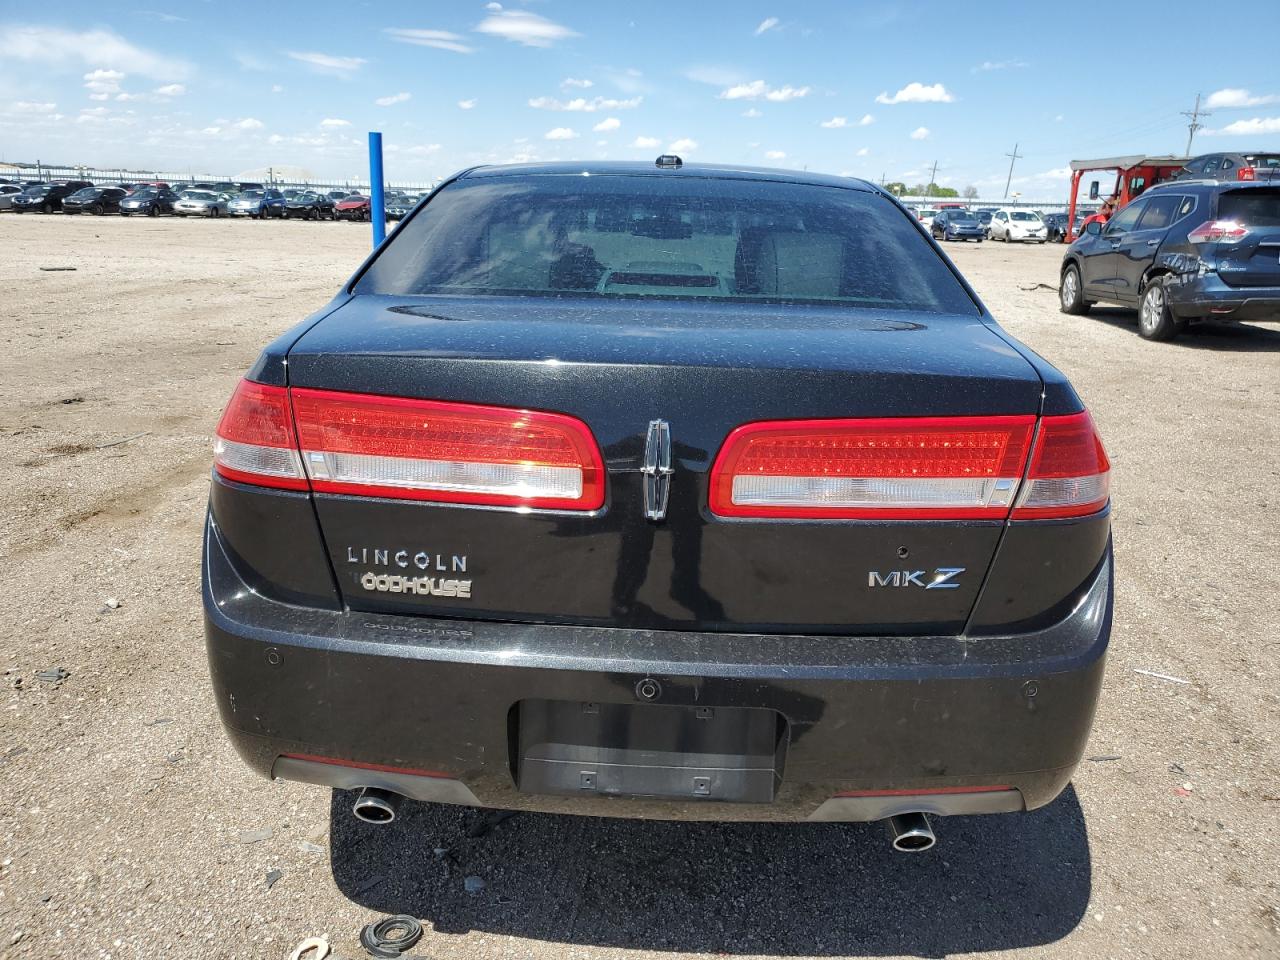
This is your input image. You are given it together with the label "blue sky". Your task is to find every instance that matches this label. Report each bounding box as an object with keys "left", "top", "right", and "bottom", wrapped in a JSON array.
[{"left": 2, "top": 1, "right": 1278, "bottom": 196}]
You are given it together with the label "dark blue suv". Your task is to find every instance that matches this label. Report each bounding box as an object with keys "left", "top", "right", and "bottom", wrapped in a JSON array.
[{"left": 1059, "top": 179, "right": 1280, "bottom": 340}]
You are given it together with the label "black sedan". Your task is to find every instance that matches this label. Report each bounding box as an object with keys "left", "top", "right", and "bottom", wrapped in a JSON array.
[
  {"left": 283, "top": 191, "right": 336, "bottom": 220},
  {"left": 62, "top": 186, "right": 129, "bottom": 215},
  {"left": 11, "top": 180, "right": 92, "bottom": 213},
  {"left": 119, "top": 187, "right": 178, "bottom": 216},
  {"left": 205, "top": 160, "right": 1112, "bottom": 850}
]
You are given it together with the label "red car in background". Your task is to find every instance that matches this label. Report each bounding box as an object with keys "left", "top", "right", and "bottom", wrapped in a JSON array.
[{"left": 335, "top": 194, "right": 371, "bottom": 221}]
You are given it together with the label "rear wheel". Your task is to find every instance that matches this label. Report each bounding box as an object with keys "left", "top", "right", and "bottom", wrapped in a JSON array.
[
  {"left": 1137, "top": 277, "right": 1183, "bottom": 341},
  {"left": 1059, "top": 265, "right": 1092, "bottom": 316},
  {"left": 90, "top": 204, "right": 104, "bottom": 216}
]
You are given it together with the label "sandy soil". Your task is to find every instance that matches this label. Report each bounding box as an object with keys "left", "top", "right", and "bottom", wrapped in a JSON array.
[{"left": 1, "top": 214, "right": 1277, "bottom": 960}]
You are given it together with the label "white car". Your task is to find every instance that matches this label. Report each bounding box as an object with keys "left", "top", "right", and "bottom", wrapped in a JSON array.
[
  {"left": 915, "top": 207, "right": 940, "bottom": 230},
  {"left": 988, "top": 208, "right": 1047, "bottom": 243},
  {"left": 0, "top": 183, "right": 22, "bottom": 211}
]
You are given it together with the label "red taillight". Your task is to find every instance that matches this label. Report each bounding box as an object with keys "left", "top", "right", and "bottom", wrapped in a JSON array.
[
  {"left": 213, "top": 380, "right": 308, "bottom": 490},
  {"left": 708, "top": 415, "right": 1036, "bottom": 520},
  {"left": 1237, "top": 167, "right": 1256, "bottom": 181},
  {"left": 1187, "top": 219, "right": 1249, "bottom": 243},
  {"left": 290, "top": 388, "right": 605, "bottom": 510},
  {"left": 1011, "top": 411, "right": 1110, "bottom": 519}
]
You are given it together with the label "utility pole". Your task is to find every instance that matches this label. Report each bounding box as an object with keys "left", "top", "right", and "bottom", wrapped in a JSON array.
[
  {"left": 927, "top": 159, "right": 939, "bottom": 197},
  {"left": 1182, "top": 93, "right": 1211, "bottom": 155},
  {"left": 1003, "top": 143, "right": 1022, "bottom": 199}
]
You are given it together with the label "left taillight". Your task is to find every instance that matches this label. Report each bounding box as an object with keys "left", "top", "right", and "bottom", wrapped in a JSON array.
[
  {"left": 213, "top": 379, "right": 308, "bottom": 490},
  {"left": 290, "top": 388, "right": 605, "bottom": 510},
  {"left": 708, "top": 415, "right": 1037, "bottom": 520}
]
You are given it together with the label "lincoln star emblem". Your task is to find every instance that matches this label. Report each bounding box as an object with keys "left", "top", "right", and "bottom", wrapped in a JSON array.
[{"left": 641, "top": 419, "right": 674, "bottom": 521}]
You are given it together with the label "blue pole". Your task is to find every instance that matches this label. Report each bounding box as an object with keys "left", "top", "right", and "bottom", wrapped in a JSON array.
[{"left": 368, "top": 131, "right": 385, "bottom": 247}]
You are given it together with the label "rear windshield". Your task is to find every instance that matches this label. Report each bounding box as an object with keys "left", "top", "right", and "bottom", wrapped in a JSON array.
[
  {"left": 1244, "top": 156, "right": 1280, "bottom": 169},
  {"left": 356, "top": 175, "right": 977, "bottom": 313},
  {"left": 1218, "top": 189, "right": 1280, "bottom": 226}
]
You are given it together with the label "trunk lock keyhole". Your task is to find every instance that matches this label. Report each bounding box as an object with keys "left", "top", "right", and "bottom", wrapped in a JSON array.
[{"left": 636, "top": 678, "right": 662, "bottom": 702}]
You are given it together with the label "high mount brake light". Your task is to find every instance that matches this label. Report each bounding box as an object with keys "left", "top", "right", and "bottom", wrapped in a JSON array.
[
  {"left": 708, "top": 415, "right": 1037, "bottom": 520},
  {"left": 213, "top": 380, "right": 308, "bottom": 490},
  {"left": 1011, "top": 410, "right": 1110, "bottom": 519},
  {"left": 213, "top": 380, "right": 605, "bottom": 510},
  {"left": 1187, "top": 220, "right": 1249, "bottom": 243},
  {"left": 1236, "top": 167, "right": 1256, "bottom": 181},
  {"left": 289, "top": 388, "right": 605, "bottom": 510}
]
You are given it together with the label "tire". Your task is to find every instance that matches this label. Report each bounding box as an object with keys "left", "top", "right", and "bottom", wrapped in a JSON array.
[
  {"left": 1138, "top": 277, "right": 1183, "bottom": 341},
  {"left": 1059, "top": 264, "right": 1092, "bottom": 316},
  {"left": 148, "top": 205, "right": 159, "bottom": 217},
  {"left": 90, "top": 204, "right": 104, "bottom": 216},
  {"left": 42, "top": 202, "right": 53, "bottom": 214}
]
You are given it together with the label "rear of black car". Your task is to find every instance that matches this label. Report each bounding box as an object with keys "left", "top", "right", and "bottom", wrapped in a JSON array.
[
  {"left": 1165, "top": 183, "right": 1280, "bottom": 323},
  {"left": 203, "top": 165, "right": 1112, "bottom": 839}
]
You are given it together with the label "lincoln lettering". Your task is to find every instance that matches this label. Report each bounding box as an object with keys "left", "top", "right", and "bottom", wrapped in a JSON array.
[{"left": 346, "top": 546, "right": 467, "bottom": 573}]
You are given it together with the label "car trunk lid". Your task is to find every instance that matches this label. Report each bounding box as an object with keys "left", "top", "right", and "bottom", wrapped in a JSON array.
[
  {"left": 284, "top": 294, "right": 1046, "bottom": 635},
  {"left": 1214, "top": 188, "right": 1280, "bottom": 288}
]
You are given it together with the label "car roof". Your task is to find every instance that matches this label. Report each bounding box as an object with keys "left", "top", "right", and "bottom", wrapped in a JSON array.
[
  {"left": 1149, "top": 178, "right": 1280, "bottom": 194},
  {"left": 458, "top": 160, "right": 878, "bottom": 193}
]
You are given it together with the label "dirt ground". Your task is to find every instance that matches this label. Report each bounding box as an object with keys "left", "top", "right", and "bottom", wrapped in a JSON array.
[{"left": 1, "top": 214, "right": 1277, "bottom": 960}]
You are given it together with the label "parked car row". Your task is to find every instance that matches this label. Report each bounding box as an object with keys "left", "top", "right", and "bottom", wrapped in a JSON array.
[{"left": 0, "top": 178, "right": 423, "bottom": 221}]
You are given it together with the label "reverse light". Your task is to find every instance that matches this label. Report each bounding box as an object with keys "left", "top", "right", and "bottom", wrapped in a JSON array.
[
  {"left": 1011, "top": 411, "right": 1110, "bottom": 519},
  {"left": 1187, "top": 220, "right": 1249, "bottom": 244},
  {"left": 708, "top": 415, "right": 1037, "bottom": 520},
  {"left": 213, "top": 380, "right": 308, "bottom": 490},
  {"left": 290, "top": 388, "right": 605, "bottom": 510}
]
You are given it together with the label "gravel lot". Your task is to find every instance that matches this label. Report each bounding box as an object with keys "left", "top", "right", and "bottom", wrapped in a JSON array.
[{"left": 1, "top": 215, "right": 1277, "bottom": 960}]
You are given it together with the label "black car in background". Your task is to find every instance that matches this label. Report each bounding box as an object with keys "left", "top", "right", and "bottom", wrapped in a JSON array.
[
  {"left": 62, "top": 186, "right": 128, "bottom": 215},
  {"left": 284, "top": 191, "right": 336, "bottom": 219},
  {"left": 1177, "top": 152, "right": 1280, "bottom": 183},
  {"left": 119, "top": 186, "right": 179, "bottom": 216},
  {"left": 1043, "top": 212, "right": 1080, "bottom": 242},
  {"left": 385, "top": 193, "right": 420, "bottom": 220},
  {"left": 205, "top": 160, "right": 1113, "bottom": 850},
  {"left": 11, "top": 180, "right": 92, "bottom": 213},
  {"left": 930, "top": 209, "right": 985, "bottom": 242},
  {"left": 1060, "top": 179, "right": 1280, "bottom": 339}
]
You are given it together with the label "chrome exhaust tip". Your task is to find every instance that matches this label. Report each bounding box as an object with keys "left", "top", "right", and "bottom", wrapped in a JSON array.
[
  {"left": 352, "top": 787, "right": 402, "bottom": 825},
  {"left": 885, "top": 812, "right": 936, "bottom": 852}
]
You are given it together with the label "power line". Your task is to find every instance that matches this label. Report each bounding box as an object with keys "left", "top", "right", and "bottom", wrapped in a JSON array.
[
  {"left": 1003, "top": 142, "right": 1023, "bottom": 199},
  {"left": 1181, "top": 93, "right": 1211, "bottom": 155}
]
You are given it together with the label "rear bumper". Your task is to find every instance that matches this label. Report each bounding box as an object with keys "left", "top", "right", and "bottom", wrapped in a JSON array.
[
  {"left": 1166, "top": 275, "right": 1280, "bottom": 322},
  {"left": 203, "top": 516, "right": 1112, "bottom": 822}
]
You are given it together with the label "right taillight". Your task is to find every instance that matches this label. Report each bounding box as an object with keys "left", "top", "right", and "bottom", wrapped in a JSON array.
[
  {"left": 1187, "top": 219, "right": 1249, "bottom": 243},
  {"left": 1011, "top": 411, "right": 1110, "bottom": 519}
]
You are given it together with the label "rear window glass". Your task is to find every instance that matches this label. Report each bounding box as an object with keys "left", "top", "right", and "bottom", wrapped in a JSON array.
[
  {"left": 356, "top": 175, "right": 977, "bottom": 313},
  {"left": 1218, "top": 190, "right": 1280, "bottom": 226}
]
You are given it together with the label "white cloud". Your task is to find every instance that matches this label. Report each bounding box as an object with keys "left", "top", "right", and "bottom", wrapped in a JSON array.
[
  {"left": 544, "top": 126, "right": 579, "bottom": 140},
  {"left": 973, "top": 59, "right": 1027, "bottom": 73},
  {"left": 0, "top": 25, "right": 189, "bottom": 79},
  {"left": 561, "top": 77, "right": 593, "bottom": 89},
  {"left": 234, "top": 117, "right": 264, "bottom": 130},
  {"left": 320, "top": 118, "right": 349, "bottom": 127},
  {"left": 632, "top": 135, "right": 660, "bottom": 148},
  {"left": 485, "top": 2, "right": 502, "bottom": 9},
  {"left": 876, "top": 82, "right": 954, "bottom": 104},
  {"left": 154, "top": 83, "right": 184, "bottom": 96},
  {"left": 403, "top": 143, "right": 441, "bottom": 156},
  {"left": 201, "top": 126, "right": 221, "bottom": 135},
  {"left": 83, "top": 68, "right": 126, "bottom": 99},
  {"left": 742, "top": 107, "right": 762, "bottom": 118},
  {"left": 475, "top": 11, "right": 579, "bottom": 47},
  {"left": 1208, "top": 116, "right": 1280, "bottom": 136},
  {"left": 856, "top": 147, "right": 869, "bottom": 156},
  {"left": 718, "top": 80, "right": 810, "bottom": 102},
  {"left": 383, "top": 28, "right": 474, "bottom": 54},
  {"left": 1205, "top": 88, "right": 1279, "bottom": 109},
  {"left": 755, "top": 17, "right": 780, "bottom": 35},
  {"left": 765, "top": 150, "right": 786, "bottom": 160},
  {"left": 685, "top": 65, "right": 746, "bottom": 87},
  {"left": 527, "top": 95, "right": 642, "bottom": 112},
  {"left": 376, "top": 92, "right": 411, "bottom": 106},
  {"left": 271, "top": 84, "right": 284, "bottom": 94},
  {"left": 667, "top": 137, "right": 697, "bottom": 153},
  {"left": 286, "top": 51, "right": 366, "bottom": 73},
  {"left": 10, "top": 100, "right": 58, "bottom": 113},
  {"left": 910, "top": 126, "right": 930, "bottom": 140},
  {"left": 858, "top": 113, "right": 874, "bottom": 126},
  {"left": 457, "top": 98, "right": 477, "bottom": 110},
  {"left": 820, "top": 116, "right": 847, "bottom": 129},
  {"left": 593, "top": 116, "right": 621, "bottom": 132}
]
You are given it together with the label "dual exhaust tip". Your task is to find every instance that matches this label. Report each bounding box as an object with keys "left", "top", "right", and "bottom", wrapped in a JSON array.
[{"left": 353, "top": 787, "right": 936, "bottom": 852}]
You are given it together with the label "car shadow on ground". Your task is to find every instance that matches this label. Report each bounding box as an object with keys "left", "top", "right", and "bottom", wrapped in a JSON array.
[
  {"left": 329, "top": 786, "right": 1090, "bottom": 957},
  {"left": 1087, "top": 306, "right": 1280, "bottom": 351}
]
